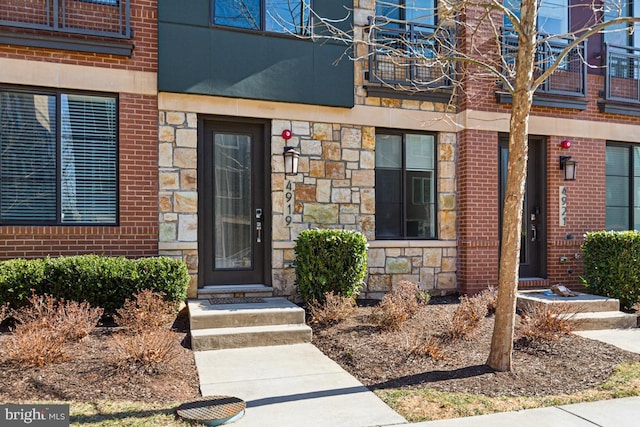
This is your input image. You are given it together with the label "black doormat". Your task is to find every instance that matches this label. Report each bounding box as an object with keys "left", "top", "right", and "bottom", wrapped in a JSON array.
[{"left": 209, "top": 297, "right": 266, "bottom": 305}]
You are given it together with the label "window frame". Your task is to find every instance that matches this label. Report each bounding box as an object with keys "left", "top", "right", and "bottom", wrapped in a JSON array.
[
  {"left": 0, "top": 85, "right": 120, "bottom": 226},
  {"left": 375, "top": 0, "right": 437, "bottom": 27},
  {"left": 374, "top": 129, "right": 438, "bottom": 240},
  {"left": 211, "top": 0, "right": 312, "bottom": 36},
  {"left": 605, "top": 141, "right": 639, "bottom": 231}
]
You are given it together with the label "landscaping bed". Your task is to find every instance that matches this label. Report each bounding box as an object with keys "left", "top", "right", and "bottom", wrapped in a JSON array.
[{"left": 311, "top": 297, "right": 640, "bottom": 397}]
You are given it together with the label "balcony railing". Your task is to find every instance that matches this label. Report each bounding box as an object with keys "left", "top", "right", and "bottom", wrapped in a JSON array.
[
  {"left": 604, "top": 44, "right": 640, "bottom": 104},
  {"left": 501, "top": 30, "right": 587, "bottom": 97},
  {"left": 367, "top": 18, "right": 454, "bottom": 89},
  {"left": 0, "top": 0, "right": 131, "bottom": 39}
]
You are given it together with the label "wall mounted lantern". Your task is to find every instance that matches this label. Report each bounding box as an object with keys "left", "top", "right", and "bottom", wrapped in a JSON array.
[
  {"left": 283, "top": 146, "right": 300, "bottom": 176},
  {"left": 560, "top": 156, "right": 577, "bottom": 181}
]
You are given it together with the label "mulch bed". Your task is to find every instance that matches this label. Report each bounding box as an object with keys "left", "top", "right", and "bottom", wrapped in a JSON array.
[
  {"left": 311, "top": 298, "right": 640, "bottom": 397},
  {"left": 0, "top": 314, "right": 200, "bottom": 403}
]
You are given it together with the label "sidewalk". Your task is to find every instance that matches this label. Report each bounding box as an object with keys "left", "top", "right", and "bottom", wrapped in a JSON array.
[
  {"left": 193, "top": 329, "right": 640, "bottom": 427},
  {"left": 399, "top": 396, "right": 640, "bottom": 427}
]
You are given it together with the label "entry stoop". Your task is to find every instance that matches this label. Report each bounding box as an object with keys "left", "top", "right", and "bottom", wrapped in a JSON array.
[
  {"left": 188, "top": 297, "right": 312, "bottom": 351},
  {"left": 517, "top": 290, "right": 638, "bottom": 331}
]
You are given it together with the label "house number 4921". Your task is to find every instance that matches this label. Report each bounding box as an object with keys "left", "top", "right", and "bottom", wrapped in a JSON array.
[
  {"left": 559, "top": 186, "right": 567, "bottom": 227},
  {"left": 285, "top": 179, "right": 294, "bottom": 227}
]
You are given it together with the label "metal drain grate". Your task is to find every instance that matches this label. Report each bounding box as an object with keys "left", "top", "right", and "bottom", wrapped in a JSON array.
[
  {"left": 209, "top": 297, "right": 266, "bottom": 305},
  {"left": 176, "top": 396, "right": 246, "bottom": 425}
]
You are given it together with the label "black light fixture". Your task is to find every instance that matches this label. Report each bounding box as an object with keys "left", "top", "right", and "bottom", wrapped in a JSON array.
[
  {"left": 560, "top": 156, "right": 577, "bottom": 181},
  {"left": 283, "top": 146, "right": 300, "bottom": 176}
]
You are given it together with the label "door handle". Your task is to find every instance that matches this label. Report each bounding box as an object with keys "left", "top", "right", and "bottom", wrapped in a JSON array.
[
  {"left": 256, "top": 221, "right": 262, "bottom": 243},
  {"left": 531, "top": 224, "right": 537, "bottom": 242}
]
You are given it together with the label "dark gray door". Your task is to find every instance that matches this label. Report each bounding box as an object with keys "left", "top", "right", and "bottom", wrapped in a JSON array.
[
  {"left": 499, "top": 136, "right": 546, "bottom": 278},
  {"left": 200, "top": 121, "right": 267, "bottom": 286}
]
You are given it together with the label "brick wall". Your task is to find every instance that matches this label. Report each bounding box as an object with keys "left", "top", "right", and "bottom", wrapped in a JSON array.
[
  {"left": 0, "top": 0, "right": 159, "bottom": 260},
  {"left": 457, "top": 129, "right": 500, "bottom": 294},
  {"left": 0, "top": 0, "right": 157, "bottom": 72}
]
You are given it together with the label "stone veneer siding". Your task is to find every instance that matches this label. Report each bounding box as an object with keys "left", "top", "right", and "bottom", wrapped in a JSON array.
[{"left": 158, "top": 112, "right": 457, "bottom": 299}]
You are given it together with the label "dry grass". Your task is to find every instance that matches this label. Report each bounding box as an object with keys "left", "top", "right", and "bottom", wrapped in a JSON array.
[
  {"left": 115, "top": 289, "right": 177, "bottom": 334},
  {"left": 371, "top": 281, "right": 429, "bottom": 331},
  {"left": 308, "top": 291, "right": 356, "bottom": 325}
]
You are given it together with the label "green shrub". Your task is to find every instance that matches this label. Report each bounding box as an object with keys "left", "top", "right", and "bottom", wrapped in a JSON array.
[
  {"left": 581, "top": 231, "right": 640, "bottom": 310},
  {"left": 294, "top": 229, "right": 368, "bottom": 304},
  {"left": 0, "top": 255, "right": 189, "bottom": 313},
  {"left": 0, "top": 258, "right": 46, "bottom": 307}
]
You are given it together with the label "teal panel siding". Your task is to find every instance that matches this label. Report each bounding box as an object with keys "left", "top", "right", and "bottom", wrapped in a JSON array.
[{"left": 158, "top": 0, "right": 354, "bottom": 108}]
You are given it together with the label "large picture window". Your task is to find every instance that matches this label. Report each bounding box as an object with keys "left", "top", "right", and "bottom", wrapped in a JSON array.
[
  {"left": 0, "top": 88, "right": 118, "bottom": 225},
  {"left": 375, "top": 131, "right": 436, "bottom": 239},
  {"left": 606, "top": 143, "right": 640, "bottom": 230},
  {"left": 213, "top": 0, "right": 311, "bottom": 35}
]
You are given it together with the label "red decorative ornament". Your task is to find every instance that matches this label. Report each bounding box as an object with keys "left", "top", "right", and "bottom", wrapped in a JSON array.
[
  {"left": 559, "top": 140, "right": 572, "bottom": 149},
  {"left": 281, "top": 129, "right": 293, "bottom": 140}
]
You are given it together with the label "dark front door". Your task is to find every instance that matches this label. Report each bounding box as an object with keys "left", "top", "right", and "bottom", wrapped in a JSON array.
[
  {"left": 499, "top": 136, "right": 546, "bottom": 278},
  {"left": 199, "top": 120, "right": 268, "bottom": 286}
]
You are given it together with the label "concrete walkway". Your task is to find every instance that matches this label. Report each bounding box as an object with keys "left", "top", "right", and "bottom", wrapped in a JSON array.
[
  {"left": 194, "top": 343, "right": 407, "bottom": 427},
  {"left": 193, "top": 329, "right": 640, "bottom": 427}
]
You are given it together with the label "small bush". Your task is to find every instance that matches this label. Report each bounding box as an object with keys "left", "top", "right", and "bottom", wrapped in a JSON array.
[
  {"left": 112, "top": 328, "right": 180, "bottom": 374},
  {"left": 3, "top": 320, "right": 67, "bottom": 367},
  {"left": 371, "top": 281, "right": 428, "bottom": 331},
  {"left": 519, "top": 303, "right": 578, "bottom": 342},
  {"left": 475, "top": 286, "right": 498, "bottom": 315},
  {"left": 294, "top": 229, "right": 368, "bottom": 304},
  {"left": 410, "top": 334, "right": 446, "bottom": 360},
  {"left": 115, "top": 289, "right": 177, "bottom": 334},
  {"left": 0, "top": 255, "right": 189, "bottom": 313},
  {"left": 308, "top": 291, "right": 356, "bottom": 325},
  {"left": 0, "top": 258, "right": 46, "bottom": 307},
  {"left": 2, "top": 293, "right": 102, "bottom": 367},
  {"left": 581, "top": 231, "right": 640, "bottom": 311},
  {"left": 447, "top": 294, "right": 488, "bottom": 340}
]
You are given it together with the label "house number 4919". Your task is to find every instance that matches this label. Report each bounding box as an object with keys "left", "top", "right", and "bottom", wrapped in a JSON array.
[{"left": 285, "top": 179, "right": 294, "bottom": 227}]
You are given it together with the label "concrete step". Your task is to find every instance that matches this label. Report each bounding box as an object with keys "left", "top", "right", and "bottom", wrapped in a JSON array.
[
  {"left": 569, "top": 311, "right": 638, "bottom": 331},
  {"left": 197, "top": 284, "right": 274, "bottom": 299},
  {"left": 517, "top": 290, "right": 621, "bottom": 313},
  {"left": 191, "top": 324, "right": 313, "bottom": 351},
  {"left": 188, "top": 297, "right": 306, "bottom": 330}
]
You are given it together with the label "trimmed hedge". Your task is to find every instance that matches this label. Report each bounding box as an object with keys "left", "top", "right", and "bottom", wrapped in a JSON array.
[
  {"left": 0, "top": 255, "right": 189, "bottom": 313},
  {"left": 581, "top": 231, "right": 640, "bottom": 311},
  {"left": 294, "top": 229, "right": 368, "bottom": 304}
]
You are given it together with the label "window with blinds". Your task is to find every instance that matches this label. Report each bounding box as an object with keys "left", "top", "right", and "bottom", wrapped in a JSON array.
[{"left": 0, "top": 88, "right": 118, "bottom": 225}]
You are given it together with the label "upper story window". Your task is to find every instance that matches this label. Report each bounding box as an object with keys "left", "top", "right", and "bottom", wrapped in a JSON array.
[
  {"left": 604, "top": 0, "right": 640, "bottom": 47},
  {"left": 606, "top": 143, "right": 640, "bottom": 231},
  {"left": 213, "top": 0, "right": 311, "bottom": 35},
  {"left": 375, "top": 0, "right": 436, "bottom": 26},
  {"left": 375, "top": 131, "right": 437, "bottom": 239},
  {"left": 504, "top": 0, "right": 568, "bottom": 35},
  {"left": 0, "top": 88, "right": 118, "bottom": 225}
]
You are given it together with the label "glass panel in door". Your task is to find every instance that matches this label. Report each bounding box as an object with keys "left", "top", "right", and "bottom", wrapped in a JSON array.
[{"left": 214, "top": 132, "right": 252, "bottom": 270}]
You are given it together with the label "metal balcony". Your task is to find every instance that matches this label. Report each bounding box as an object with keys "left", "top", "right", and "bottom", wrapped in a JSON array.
[
  {"left": 604, "top": 44, "right": 640, "bottom": 104},
  {"left": 0, "top": 0, "right": 131, "bottom": 39},
  {"left": 501, "top": 30, "right": 588, "bottom": 97},
  {"left": 367, "top": 17, "right": 454, "bottom": 89}
]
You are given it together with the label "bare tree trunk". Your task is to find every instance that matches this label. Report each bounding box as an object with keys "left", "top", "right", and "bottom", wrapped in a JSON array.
[{"left": 486, "top": 0, "right": 537, "bottom": 372}]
